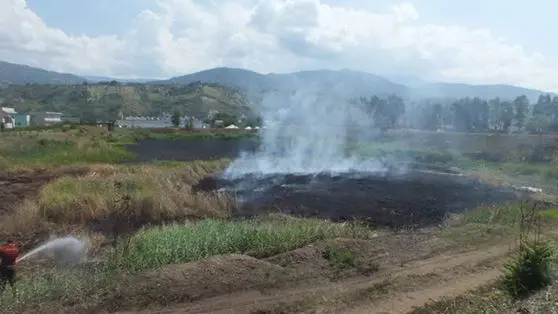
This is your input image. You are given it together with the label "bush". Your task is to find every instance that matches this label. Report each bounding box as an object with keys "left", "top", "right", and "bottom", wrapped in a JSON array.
[
  {"left": 501, "top": 240, "right": 555, "bottom": 299},
  {"left": 323, "top": 244, "right": 358, "bottom": 270}
]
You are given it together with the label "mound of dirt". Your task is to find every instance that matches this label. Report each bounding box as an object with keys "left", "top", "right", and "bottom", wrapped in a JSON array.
[
  {"left": 198, "top": 169, "right": 527, "bottom": 229},
  {"left": 266, "top": 238, "right": 385, "bottom": 279},
  {"left": 107, "top": 254, "right": 293, "bottom": 311}
]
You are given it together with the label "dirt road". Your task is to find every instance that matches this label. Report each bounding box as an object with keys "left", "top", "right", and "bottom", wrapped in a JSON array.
[{"left": 118, "top": 242, "right": 512, "bottom": 314}]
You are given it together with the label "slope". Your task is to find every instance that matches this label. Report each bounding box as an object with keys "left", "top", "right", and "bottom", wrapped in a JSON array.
[
  {"left": 153, "top": 67, "right": 551, "bottom": 100},
  {"left": 412, "top": 82, "right": 552, "bottom": 102},
  {"left": 0, "top": 60, "right": 86, "bottom": 85},
  {"left": 0, "top": 82, "right": 252, "bottom": 120}
]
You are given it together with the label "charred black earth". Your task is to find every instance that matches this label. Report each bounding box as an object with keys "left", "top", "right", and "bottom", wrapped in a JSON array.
[{"left": 196, "top": 166, "right": 529, "bottom": 229}]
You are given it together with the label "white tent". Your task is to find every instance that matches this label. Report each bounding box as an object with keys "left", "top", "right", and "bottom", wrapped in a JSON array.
[
  {"left": 245, "top": 126, "right": 252, "bottom": 130},
  {"left": 225, "top": 124, "right": 239, "bottom": 129}
]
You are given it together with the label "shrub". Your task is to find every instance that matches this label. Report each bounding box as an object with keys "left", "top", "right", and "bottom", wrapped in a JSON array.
[
  {"left": 323, "top": 244, "right": 358, "bottom": 270},
  {"left": 501, "top": 240, "right": 555, "bottom": 299}
]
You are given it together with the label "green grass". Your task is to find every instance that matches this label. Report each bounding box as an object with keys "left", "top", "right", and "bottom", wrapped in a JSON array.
[
  {"left": 113, "top": 217, "right": 371, "bottom": 272},
  {"left": 0, "top": 127, "right": 134, "bottom": 168},
  {"left": 350, "top": 142, "right": 469, "bottom": 166},
  {"left": 540, "top": 208, "right": 558, "bottom": 220},
  {"left": 0, "top": 126, "right": 255, "bottom": 169},
  {"left": 440, "top": 203, "right": 537, "bottom": 247},
  {"left": 0, "top": 265, "right": 117, "bottom": 313}
]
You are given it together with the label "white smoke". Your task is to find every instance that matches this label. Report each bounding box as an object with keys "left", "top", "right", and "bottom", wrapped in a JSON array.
[{"left": 223, "top": 88, "right": 389, "bottom": 178}]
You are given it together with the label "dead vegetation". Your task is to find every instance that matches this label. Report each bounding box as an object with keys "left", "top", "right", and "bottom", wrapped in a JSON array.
[{"left": 0, "top": 160, "right": 234, "bottom": 250}]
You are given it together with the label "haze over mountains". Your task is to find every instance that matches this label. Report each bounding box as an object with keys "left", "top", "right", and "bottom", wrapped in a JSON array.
[{"left": 0, "top": 60, "right": 551, "bottom": 102}]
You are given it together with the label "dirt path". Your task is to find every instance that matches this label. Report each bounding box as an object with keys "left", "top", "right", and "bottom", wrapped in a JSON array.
[
  {"left": 346, "top": 269, "right": 502, "bottom": 314},
  {"left": 119, "top": 243, "right": 512, "bottom": 314}
]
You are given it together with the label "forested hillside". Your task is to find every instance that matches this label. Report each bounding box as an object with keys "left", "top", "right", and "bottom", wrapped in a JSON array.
[{"left": 0, "top": 82, "right": 252, "bottom": 121}]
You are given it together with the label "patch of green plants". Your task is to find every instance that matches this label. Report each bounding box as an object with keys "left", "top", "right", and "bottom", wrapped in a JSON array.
[
  {"left": 112, "top": 217, "right": 371, "bottom": 272},
  {"left": 502, "top": 239, "right": 555, "bottom": 299},
  {"left": 0, "top": 265, "right": 117, "bottom": 313},
  {"left": 501, "top": 206, "right": 555, "bottom": 299},
  {"left": 0, "top": 128, "right": 136, "bottom": 168},
  {"left": 323, "top": 244, "right": 358, "bottom": 270}
]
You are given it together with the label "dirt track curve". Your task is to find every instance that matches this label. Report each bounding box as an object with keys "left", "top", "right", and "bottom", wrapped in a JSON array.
[{"left": 117, "top": 242, "right": 512, "bottom": 314}]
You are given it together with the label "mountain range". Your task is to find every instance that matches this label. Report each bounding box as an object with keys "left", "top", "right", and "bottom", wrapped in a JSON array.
[{"left": 0, "top": 60, "right": 552, "bottom": 102}]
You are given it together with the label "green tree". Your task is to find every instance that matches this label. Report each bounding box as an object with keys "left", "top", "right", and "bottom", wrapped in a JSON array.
[
  {"left": 513, "top": 95, "right": 529, "bottom": 131},
  {"left": 185, "top": 116, "right": 194, "bottom": 129},
  {"left": 171, "top": 110, "right": 181, "bottom": 128}
]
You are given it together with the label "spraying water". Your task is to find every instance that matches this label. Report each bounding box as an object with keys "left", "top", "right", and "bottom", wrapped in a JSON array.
[
  {"left": 224, "top": 88, "right": 388, "bottom": 179},
  {"left": 17, "top": 236, "right": 89, "bottom": 265}
]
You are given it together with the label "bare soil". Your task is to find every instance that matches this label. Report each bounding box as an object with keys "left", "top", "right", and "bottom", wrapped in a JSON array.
[{"left": 107, "top": 231, "right": 512, "bottom": 314}]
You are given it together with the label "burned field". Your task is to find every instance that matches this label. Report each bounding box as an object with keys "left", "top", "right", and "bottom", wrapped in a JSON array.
[{"left": 196, "top": 166, "right": 527, "bottom": 229}]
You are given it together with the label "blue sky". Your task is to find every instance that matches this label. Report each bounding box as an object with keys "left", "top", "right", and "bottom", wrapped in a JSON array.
[
  {"left": 27, "top": 0, "right": 557, "bottom": 55},
  {"left": 26, "top": 0, "right": 153, "bottom": 36},
  {"left": 3, "top": 0, "right": 558, "bottom": 91}
]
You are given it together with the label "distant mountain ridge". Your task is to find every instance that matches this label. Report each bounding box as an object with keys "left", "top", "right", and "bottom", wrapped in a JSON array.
[
  {"left": 0, "top": 60, "right": 553, "bottom": 102},
  {"left": 152, "top": 67, "right": 409, "bottom": 99},
  {"left": 0, "top": 60, "right": 86, "bottom": 85},
  {"left": 152, "top": 67, "right": 552, "bottom": 102}
]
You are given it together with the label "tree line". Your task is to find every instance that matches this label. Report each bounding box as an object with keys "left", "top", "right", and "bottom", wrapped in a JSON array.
[{"left": 355, "top": 93, "right": 558, "bottom": 134}]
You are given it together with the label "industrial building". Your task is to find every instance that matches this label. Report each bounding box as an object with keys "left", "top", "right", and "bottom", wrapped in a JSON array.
[{"left": 30, "top": 111, "right": 63, "bottom": 126}]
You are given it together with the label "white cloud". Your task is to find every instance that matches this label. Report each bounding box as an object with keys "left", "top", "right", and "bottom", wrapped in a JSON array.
[{"left": 0, "top": 0, "right": 557, "bottom": 91}]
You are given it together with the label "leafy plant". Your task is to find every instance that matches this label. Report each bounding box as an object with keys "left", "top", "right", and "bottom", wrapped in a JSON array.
[
  {"left": 323, "top": 244, "right": 358, "bottom": 270},
  {"left": 501, "top": 202, "right": 555, "bottom": 299}
]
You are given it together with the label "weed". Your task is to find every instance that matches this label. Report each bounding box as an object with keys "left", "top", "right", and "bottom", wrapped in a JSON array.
[
  {"left": 0, "top": 264, "right": 117, "bottom": 313},
  {"left": 501, "top": 203, "right": 555, "bottom": 299},
  {"left": 502, "top": 240, "right": 555, "bottom": 299},
  {"left": 323, "top": 245, "right": 358, "bottom": 270}
]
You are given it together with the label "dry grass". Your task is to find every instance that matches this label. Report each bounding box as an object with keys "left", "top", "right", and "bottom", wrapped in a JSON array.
[{"left": 1, "top": 160, "right": 234, "bottom": 237}]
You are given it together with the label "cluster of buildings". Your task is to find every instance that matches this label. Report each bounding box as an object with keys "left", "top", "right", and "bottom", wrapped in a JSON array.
[{"left": 0, "top": 107, "right": 62, "bottom": 129}]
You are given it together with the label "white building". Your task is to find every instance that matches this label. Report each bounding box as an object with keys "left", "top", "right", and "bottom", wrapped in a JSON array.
[
  {"left": 1, "top": 107, "right": 16, "bottom": 129},
  {"left": 31, "top": 111, "right": 63, "bottom": 126}
]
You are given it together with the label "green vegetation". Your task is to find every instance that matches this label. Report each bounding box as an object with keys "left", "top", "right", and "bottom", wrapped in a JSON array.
[
  {"left": 0, "top": 127, "right": 133, "bottom": 168},
  {"left": 323, "top": 244, "right": 358, "bottom": 270},
  {"left": 0, "top": 266, "right": 117, "bottom": 313},
  {"left": 113, "top": 217, "right": 369, "bottom": 272},
  {"left": 170, "top": 109, "right": 181, "bottom": 128},
  {"left": 0, "top": 82, "right": 252, "bottom": 122},
  {"left": 0, "top": 126, "right": 256, "bottom": 169},
  {"left": 502, "top": 240, "right": 555, "bottom": 299},
  {"left": 0, "top": 216, "right": 370, "bottom": 312}
]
